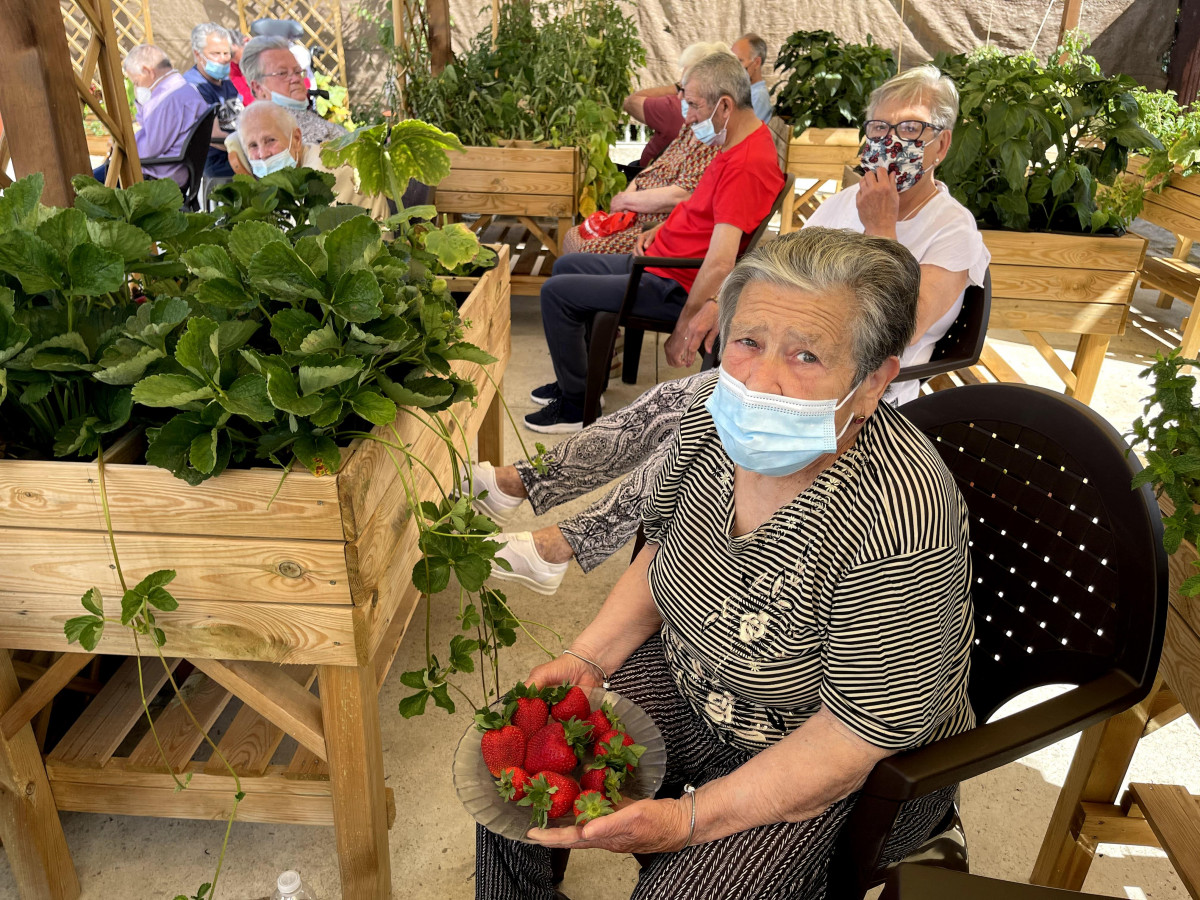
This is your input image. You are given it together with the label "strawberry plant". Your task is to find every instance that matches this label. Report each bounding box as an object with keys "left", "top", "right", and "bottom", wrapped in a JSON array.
[
  {"left": 772, "top": 30, "right": 896, "bottom": 134},
  {"left": 1128, "top": 348, "right": 1200, "bottom": 597}
]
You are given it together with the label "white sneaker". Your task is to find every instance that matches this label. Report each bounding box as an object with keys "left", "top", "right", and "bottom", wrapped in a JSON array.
[
  {"left": 458, "top": 461, "right": 524, "bottom": 526},
  {"left": 491, "top": 532, "right": 569, "bottom": 596}
]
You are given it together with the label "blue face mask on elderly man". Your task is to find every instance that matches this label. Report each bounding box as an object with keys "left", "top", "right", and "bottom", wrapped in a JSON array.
[
  {"left": 691, "top": 100, "right": 728, "bottom": 148},
  {"left": 705, "top": 367, "right": 860, "bottom": 477}
]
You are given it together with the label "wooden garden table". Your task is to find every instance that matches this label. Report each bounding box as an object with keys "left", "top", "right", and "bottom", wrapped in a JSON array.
[{"left": 0, "top": 250, "right": 511, "bottom": 899}]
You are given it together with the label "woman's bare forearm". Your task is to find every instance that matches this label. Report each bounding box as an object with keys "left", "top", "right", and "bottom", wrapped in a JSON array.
[
  {"left": 623, "top": 185, "right": 690, "bottom": 214},
  {"left": 568, "top": 543, "right": 663, "bottom": 674}
]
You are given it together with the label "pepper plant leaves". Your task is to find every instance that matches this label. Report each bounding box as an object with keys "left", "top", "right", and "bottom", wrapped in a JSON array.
[{"left": 320, "top": 120, "right": 464, "bottom": 203}]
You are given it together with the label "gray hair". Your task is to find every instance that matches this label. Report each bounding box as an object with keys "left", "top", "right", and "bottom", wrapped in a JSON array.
[
  {"left": 684, "top": 52, "right": 753, "bottom": 111},
  {"left": 237, "top": 99, "right": 299, "bottom": 140},
  {"left": 123, "top": 44, "right": 171, "bottom": 74},
  {"left": 739, "top": 33, "right": 769, "bottom": 71},
  {"left": 717, "top": 228, "right": 920, "bottom": 384},
  {"left": 190, "top": 23, "right": 231, "bottom": 54},
  {"left": 678, "top": 41, "right": 731, "bottom": 74},
  {"left": 241, "top": 35, "right": 292, "bottom": 85},
  {"left": 866, "top": 65, "right": 960, "bottom": 131}
]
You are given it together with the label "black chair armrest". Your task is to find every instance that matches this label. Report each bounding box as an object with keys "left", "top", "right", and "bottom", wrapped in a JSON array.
[
  {"left": 630, "top": 255, "right": 706, "bottom": 271},
  {"left": 861, "top": 670, "right": 1143, "bottom": 803},
  {"left": 139, "top": 151, "right": 186, "bottom": 166}
]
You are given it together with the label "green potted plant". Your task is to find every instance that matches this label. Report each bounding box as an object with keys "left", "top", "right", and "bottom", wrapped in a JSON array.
[
  {"left": 930, "top": 35, "right": 1160, "bottom": 404},
  {"left": 771, "top": 29, "right": 896, "bottom": 231}
]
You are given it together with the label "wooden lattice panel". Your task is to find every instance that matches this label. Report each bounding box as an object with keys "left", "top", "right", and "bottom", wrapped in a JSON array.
[
  {"left": 236, "top": 0, "right": 348, "bottom": 91},
  {"left": 62, "top": 0, "right": 151, "bottom": 92}
]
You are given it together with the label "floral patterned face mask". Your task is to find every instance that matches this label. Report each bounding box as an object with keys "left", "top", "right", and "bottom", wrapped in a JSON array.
[{"left": 860, "top": 134, "right": 927, "bottom": 192}]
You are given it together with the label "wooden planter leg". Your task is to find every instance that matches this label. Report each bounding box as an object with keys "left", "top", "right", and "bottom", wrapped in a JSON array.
[
  {"left": 1031, "top": 678, "right": 1161, "bottom": 888},
  {"left": 0, "top": 649, "right": 80, "bottom": 900},
  {"left": 320, "top": 663, "right": 391, "bottom": 899},
  {"left": 478, "top": 380, "right": 504, "bottom": 465},
  {"left": 1067, "top": 333, "right": 1110, "bottom": 406}
]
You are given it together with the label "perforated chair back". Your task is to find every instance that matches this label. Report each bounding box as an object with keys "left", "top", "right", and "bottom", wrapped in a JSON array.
[
  {"left": 894, "top": 269, "right": 992, "bottom": 384},
  {"left": 903, "top": 382, "right": 1166, "bottom": 724}
]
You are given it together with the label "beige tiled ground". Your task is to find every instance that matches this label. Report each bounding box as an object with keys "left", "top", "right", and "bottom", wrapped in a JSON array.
[{"left": 1, "top": 222, "right": 1198, "bottom": 900}]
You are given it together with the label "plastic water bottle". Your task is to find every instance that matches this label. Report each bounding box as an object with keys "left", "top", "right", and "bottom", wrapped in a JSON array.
[{"left": 271, "top": 870, "right": 314, "bottom": 899}]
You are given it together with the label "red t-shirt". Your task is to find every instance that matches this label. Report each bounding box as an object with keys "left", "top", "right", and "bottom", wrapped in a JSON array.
[
  {"left": 646, "top": 123, "right": 784, "bottom": 293},
  {"left": 640, "top": 94, "right": 684, "bottom": 166}
]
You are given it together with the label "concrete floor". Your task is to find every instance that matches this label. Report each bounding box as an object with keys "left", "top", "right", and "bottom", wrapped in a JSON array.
[{"left": 2, "top": 221, "right": 1199, "bottom": 900}]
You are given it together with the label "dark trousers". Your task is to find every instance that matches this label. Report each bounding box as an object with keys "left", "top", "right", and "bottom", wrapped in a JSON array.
[{"left": 539, "top": 253, "right": 687, "bottom": 407}]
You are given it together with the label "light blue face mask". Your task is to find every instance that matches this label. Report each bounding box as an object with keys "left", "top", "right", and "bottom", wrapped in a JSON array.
[
  {"left": 690, "top": 101, "right": 728, "bottom": 148},
  {"left": 250, "top": 147, "right": 297, "bottom": 178},
  {"left": 705, "top": 367, "right": 859, "bottom": 477},
  {"left": 203, "top": 58, "right": 231, "bottom": 80},
  {"left": 271, "top": 91, "right": 308, "bottom": 111}
]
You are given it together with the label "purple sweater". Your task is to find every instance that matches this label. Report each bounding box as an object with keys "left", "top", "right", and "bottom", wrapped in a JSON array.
[{"left": 135, "top": 72, "right": 211, "bottom": 186}]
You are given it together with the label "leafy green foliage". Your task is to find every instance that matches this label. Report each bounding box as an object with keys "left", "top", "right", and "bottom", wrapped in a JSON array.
[
  {"left": 1114, "top": 86, "right": 1200, "bottom": 220},
  {"left": 399, "top": 0, "right": 644, "bottom": 210},
  {"left": 1128, "top": 349, "right": 1200, "bottom": 596},
  {"left": 772, "top": 30, "right": 896, "bottom": 133},
  {"left": 935, "top": 34, "right": 1160, "bottom": 233}
]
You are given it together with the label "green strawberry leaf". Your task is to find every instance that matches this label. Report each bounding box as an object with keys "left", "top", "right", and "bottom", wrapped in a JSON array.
[
  {"left": 330, "top": 269, "right": 383, "bottom": 323},
  {"left": 249, "top": 240, "right": 326, "bottom": 302},
  {"left": 324, "top": 213, "right": 382, "bottom": 284},
  {"left": 348, "top": 387, "right": 397, "bottom": 426},
  {"left": 219, "top": 374, "right": 275, "bottom": 421},
  {"left": 292, "top": 431, "right": 341, "bottom": 476},
  {"left": 132, "top": 373, "right": 215, "bottom": 407},
  {"left": 227, "top": 220, "right": 288, "bottom": 269}
]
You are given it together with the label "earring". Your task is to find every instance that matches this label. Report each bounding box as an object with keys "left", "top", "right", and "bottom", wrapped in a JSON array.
[{"left": 852, "top": 414, "right": 866, "bottom": 425}]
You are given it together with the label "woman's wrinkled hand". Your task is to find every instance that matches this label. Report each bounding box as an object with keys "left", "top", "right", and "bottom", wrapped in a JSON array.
[
  {"left": 526, "top": 653, "right": 599, "bottom": 691},
  {"left": 855, "top": 167, "right": 900, "bottom": 237},
  {"left": 609, "top": 190, "right": 629, "bottom": 212},
  {"left": 527, "top": 796, "right": 691, "bottom": 853},
  {"left": 665, "top": 300, "right": 718, "bottom": 368}
]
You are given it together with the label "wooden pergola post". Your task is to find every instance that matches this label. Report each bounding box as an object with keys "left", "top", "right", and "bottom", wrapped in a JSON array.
[
  {"left": 0, "top": 0, "right": 92, "bottom": 207},
  {"left": 1170, "top": 0, "right": 1200, "bottom": 108},
  {"left": 428, "top": 0, "right": 452, "bottom": 75}
]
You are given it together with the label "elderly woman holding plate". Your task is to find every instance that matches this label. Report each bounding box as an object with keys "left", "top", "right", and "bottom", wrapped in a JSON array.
[{"left": 474, "top": 227, "right": 976, "bottom": 900}]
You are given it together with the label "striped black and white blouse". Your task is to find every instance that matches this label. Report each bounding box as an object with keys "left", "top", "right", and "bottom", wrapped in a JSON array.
[{"left": 641, "top": 373, "right": 976, "bottom": 753}]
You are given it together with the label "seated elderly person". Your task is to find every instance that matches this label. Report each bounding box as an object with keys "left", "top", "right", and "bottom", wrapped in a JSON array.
[
  {"left": 476, "top": 228, "right": 975, "bottom": 900},
  {"left": 623, "top": 41, "right": 731, "bottom": 171},
  {"left": 230, "top": 101, "right": 388, "bottom": 220},
  {"left": 239, "top": 35, "right": 347, "bottom": 144},
  {"left": 562, "top": 119, "right": 718, "bottom": 256},
  {"left": 473, "top": 64, "right": 988, "bottom": 594},
  {"left": 183, "top": 23, "right": 240, "bottom": 177},
  {"left": 92, "top": 44, "right": 210, "bottom": 187},
  {"left": 732, "top": 33, "right": 773, "bottom": 122},
  {"left": 528, "top": 51, "right": 784, "bottom": 434}
]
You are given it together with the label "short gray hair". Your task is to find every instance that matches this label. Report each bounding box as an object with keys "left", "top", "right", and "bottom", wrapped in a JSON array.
[
  {"left": 739, "top": 33, "right": 769, "bottom": 71},
  {"left": 237, "top": 99, "right": 299, "bottom": 140},
  {"left": 717, "top": 228, "right": 920, "bottom": 384},
  {"left": 678, "top": 41, "right": 731, "bottom": 73},
  {"left": 866, "top": 65, "right": 960, "bottom": 131},
  {"left": 684, "top": 52, "right": 752, "bottom": 111},
  {"left": 191, "top": 23, "right": 231, "bottom": 54},
  {"left": 124, "top": 44, "right": 171, "bottom": 74},
  {"left": 241, "top": 35, "right": 292, "bottom": 85}
]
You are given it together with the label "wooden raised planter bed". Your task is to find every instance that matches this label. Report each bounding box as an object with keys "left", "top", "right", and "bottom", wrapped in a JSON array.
[
  {"left": 778, "top": 126, "right": 861, "bottom": 234},
  {"left": 0, "top": 248, "right": 511, "bottom": 899},
  {"left": 928, "top": 230, "right": 1147, "bottom": 406},
  {"left": 436, "top": 143, "right": 581, "bottom": 296}
]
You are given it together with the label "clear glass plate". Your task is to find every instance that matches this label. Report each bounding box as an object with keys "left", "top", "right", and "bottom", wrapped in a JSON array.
[{"left": 452, "top": 686, "right": 667, "bottom": 843}]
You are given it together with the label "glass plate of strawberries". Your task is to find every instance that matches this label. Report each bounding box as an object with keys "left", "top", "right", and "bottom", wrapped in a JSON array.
[{"left": 453, "top": 682, "right": 667, "bottom": 842}]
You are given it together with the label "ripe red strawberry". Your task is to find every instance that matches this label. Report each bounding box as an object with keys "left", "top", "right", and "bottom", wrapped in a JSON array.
[
  {"left": 580, "top": 766, "right": 607, "bottom": 795},
  {"left": 573, "top": 789, "right": 614, "bottom": 824},
  {"left": 508, "top": 683, "right": 550, "bottom": 738},
  {"left": 549, "top": 683, "right": 591, "bottom": 722},
  {"left": 593, "top": 730, "right": 645, "bottom": 774},
  {"left": 585, "top": 701, "right": 621, "bottom": 739},
  {"left": 524, "top": 719, "right": 590, "bottom": 775},
  {"left": 495, "top": 766, "right": 532, "bottom": 802},
  {"left": 519, "top": 771, "right": 580, "bottom": 828},
  {"left": 481, "top": 724, "right": 526, "bottom": 777}
]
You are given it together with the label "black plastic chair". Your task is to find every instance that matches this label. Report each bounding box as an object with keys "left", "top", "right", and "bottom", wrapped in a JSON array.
[
  {"left": 880, "top": 864, "right": 1114, "bottom": 900},
  {"left": 824, "top": 382, "right": 1168, "bottom": 899},
  {"left": 892, "top": 269, "right": 992, "bottom": 384},
  {"left": 582, "top": 173, "right": 796, "bottom": 426},
  {"left": 139, "top": 106, "right": 217, "bottom": 212}
]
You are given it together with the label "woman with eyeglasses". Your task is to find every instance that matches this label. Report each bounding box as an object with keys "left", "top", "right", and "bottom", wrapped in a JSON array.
[{"left": 238, "top": 35, "right": 347, "bottom": 145}]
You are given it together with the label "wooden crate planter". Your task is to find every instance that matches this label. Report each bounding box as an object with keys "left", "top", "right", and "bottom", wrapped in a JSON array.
[
  {"left": 778, "top": 127, "right": 861, "bottom": 234},
  {"left": 436, "top": 143, "right": 582, "bottom": 296},
  {"left": 0, "top": 248, "right": 511, "bottom": 899},
  {"left": 933, "top": 231, "right": 1147, "bottom": 406}
]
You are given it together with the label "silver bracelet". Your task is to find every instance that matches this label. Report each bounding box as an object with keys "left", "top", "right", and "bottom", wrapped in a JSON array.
[
  {"left": 562, "top": 649, "right": 609, "bottom": 689},
  {"left": 682, "top": 784, "right": 697, "bottom": 849}
]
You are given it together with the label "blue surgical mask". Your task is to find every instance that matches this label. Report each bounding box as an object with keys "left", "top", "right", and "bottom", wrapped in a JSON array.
[
  {"left": 690, "top": 103, "right": 728, "bottom": 148},
  {"left": 705, "top": 367, "right": 858, "bottom": 477},
  {"left": 250, "top": 147, "right": 297, "bottom": 178},
  {"left": 203, "top": 58, "right": 231, "bottom": 80},
  {"left": 271, "top": 91, "right": 308, "bottom": 111}
]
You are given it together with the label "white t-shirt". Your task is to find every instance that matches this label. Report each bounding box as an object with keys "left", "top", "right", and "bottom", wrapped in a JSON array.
[{"left": 805, "top": 181, "right": 990, "bottom": 405}]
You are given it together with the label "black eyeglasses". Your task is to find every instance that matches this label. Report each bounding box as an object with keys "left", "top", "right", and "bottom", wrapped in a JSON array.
[
  {"left": 863, "top": 119, "right": 943, "bottom": 143},
  {"left": 674, "top": 82, "right": 684, "bottom": 93}
]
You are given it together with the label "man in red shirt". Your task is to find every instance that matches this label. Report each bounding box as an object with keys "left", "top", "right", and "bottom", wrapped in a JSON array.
[{"left": 527, "top": 52, "right": 785, "bottom": 433}]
